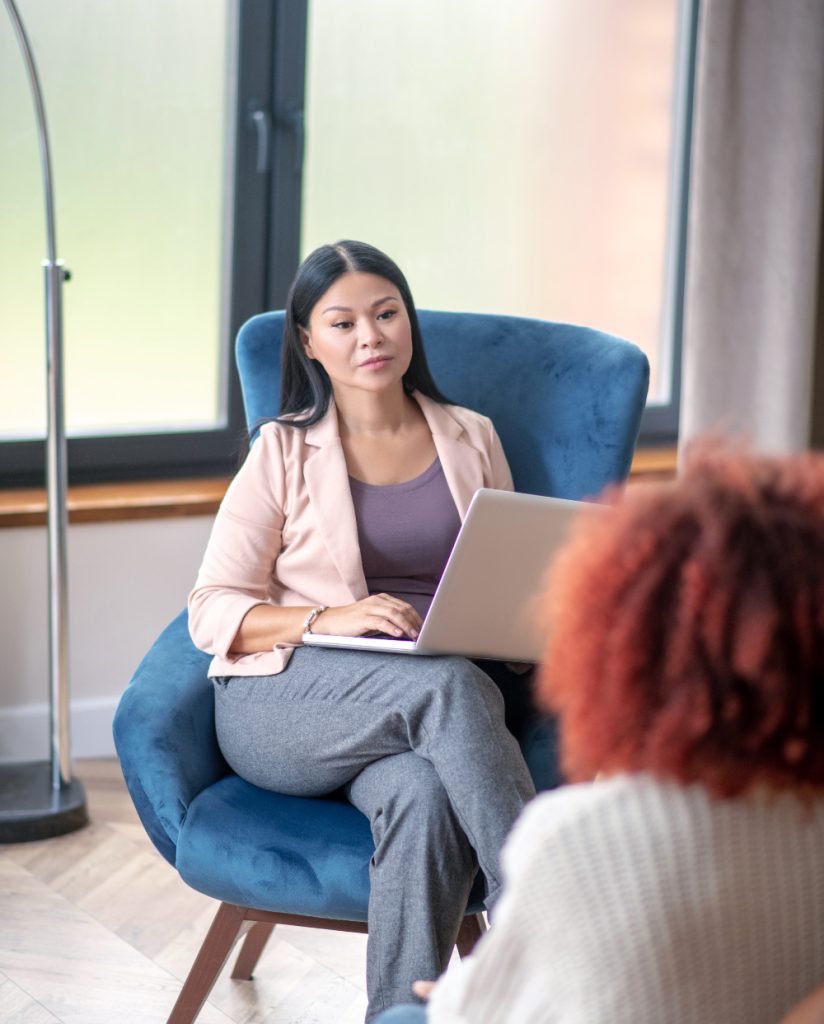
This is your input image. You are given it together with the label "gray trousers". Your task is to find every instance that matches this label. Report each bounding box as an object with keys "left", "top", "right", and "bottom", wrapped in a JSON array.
[{"left": 214, "top": 647, "right": 536, "bottom": 1022}]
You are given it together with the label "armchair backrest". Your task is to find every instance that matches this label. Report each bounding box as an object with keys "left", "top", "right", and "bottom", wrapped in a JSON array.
[{"left": 236, "top": 310, "right": 649, "bottom": 500}]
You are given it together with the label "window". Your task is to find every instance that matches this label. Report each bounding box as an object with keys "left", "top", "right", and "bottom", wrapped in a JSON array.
[
  {"left": 300, "top": 0, "right": 697, "bottom": 442},
  {"left": 1, "top": 0, "right": 231, "bottom": 439},
  {"left": 0, "top": 0, "right": 292, "bottom": 485},
  {"left": 0, "top": 1, "right": 694, "bottom": 487}
]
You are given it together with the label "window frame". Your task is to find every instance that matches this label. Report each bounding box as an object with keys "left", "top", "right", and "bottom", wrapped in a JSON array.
[{"left": 638, "top": 0, "right": 699, "bottom": 445}]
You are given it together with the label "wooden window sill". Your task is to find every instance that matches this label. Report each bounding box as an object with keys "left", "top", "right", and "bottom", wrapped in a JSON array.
[
  {"left": 0, "top": 447, "right": 677, "bottom": 528},
  {"left": 628, "top": 445, "right": 679, "bottom": 482},
  {"left": 0, "top": 477, "right": 231, "bottom": 528}
]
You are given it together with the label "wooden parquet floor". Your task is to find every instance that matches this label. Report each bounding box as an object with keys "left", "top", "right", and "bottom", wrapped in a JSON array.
[{"left": 0, "top": 759, "right": 369, "bottom": 1024}]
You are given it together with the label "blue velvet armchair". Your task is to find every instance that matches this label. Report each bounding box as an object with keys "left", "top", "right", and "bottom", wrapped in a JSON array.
[{"left": 113, "top": 310, "right": 649, "bottom": 1023}]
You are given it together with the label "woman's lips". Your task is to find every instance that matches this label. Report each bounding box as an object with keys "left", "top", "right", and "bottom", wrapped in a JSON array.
[{"left": 359, "top": 356, "right": 393, "bottom": 369}]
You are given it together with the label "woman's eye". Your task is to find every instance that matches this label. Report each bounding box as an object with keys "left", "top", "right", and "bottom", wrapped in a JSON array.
[
  {"left": 332, "top": 320, "right": 353, "bottom": 330},
  {"left": 377, "top": 309, "right": 397, "bottom": 321}
]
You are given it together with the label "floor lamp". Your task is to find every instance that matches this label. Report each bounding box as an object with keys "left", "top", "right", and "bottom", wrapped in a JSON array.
[{"left": 0, "top": 0, "right": 88, "bottom": 841}]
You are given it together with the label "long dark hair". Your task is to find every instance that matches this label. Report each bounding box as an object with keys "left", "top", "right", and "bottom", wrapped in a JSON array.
[{"left": 271, "top": 240, "right": 451, "bottom": 429}]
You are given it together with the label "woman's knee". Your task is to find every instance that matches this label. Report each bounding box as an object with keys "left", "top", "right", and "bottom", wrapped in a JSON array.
[
  {"left": 416, "top": 657, "right": 504, "bottom": 702},
  {"left": 416, "top": 658, "right": 507, "bottom": 727},
  {"left": 357, "top": 753, "right": 453, "bottom": 825},
  {"left": 394, "top": 758, "right": 454, "bottom": 821},
  {"left": 352, "top": 754, "right": 470, "bottom": 859}
]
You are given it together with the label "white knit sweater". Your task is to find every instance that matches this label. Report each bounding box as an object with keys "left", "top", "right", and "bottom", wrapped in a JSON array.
[{"left": 427, "top": 775, "right": 824, "bottom": 1024}]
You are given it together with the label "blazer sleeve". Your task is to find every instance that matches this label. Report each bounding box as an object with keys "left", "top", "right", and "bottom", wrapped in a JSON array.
[{"left": 188, "top": 429, "right": 286, "bottom": 657}]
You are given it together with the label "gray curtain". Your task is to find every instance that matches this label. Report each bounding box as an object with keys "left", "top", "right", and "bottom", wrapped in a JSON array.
[{"left": 680, "top": 0, "right": 824, "bottom": 453}]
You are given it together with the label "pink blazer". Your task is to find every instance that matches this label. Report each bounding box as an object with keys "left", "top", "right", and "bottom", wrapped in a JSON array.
[{"left": 188, "top": 391, "right": 514, "bottom": 677}]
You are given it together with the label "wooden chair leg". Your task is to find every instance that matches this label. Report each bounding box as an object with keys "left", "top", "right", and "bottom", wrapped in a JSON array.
[
  {"left": 167, "top": 902, "right": 251, "bottom": 1024},
  {"left": 456, "top": 913, "right": 486, "bottom": 958},
  {"left": 230, "top": 921, "right": 276, "bottom": 980}
]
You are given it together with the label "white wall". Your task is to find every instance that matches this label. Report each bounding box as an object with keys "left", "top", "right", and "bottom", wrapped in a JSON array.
[{"left": 0, "top": 515, "right": 214, "bottom": 763}]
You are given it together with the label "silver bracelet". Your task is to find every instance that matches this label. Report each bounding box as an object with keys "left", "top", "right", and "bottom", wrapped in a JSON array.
[{"left": 302, "top": 605, "right": 328, "bottom": 634}]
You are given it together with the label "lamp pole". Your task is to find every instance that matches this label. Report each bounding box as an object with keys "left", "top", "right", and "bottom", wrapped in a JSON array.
[{"left": 0, "top": 0, "right": 87, "bottom": 840}]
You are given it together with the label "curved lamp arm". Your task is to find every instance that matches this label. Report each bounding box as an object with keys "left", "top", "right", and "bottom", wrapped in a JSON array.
[{"left": 4, "top": 0, "right": 72, "bottom": 791}]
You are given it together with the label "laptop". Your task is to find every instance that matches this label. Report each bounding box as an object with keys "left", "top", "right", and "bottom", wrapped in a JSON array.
[{"left": 301, "top": 488, "right": 602, "bottom": 662}]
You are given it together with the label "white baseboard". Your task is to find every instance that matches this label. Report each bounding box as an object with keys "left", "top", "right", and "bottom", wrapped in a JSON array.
[{"left": 0, "top": 696, "right": 118, "bottom": 763}]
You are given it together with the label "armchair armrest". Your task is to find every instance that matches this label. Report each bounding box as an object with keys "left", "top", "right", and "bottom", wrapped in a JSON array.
[{"left": 113, "top": 609, "right": 227, "bottom": 865}]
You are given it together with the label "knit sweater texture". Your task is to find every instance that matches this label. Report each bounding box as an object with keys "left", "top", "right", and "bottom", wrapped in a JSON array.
[{"left": 427, "top": 774, "right": 824, "bottom": 1023}]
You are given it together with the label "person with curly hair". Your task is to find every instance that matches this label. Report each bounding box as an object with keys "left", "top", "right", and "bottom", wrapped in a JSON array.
[{"left": 377, "top": 442, "right": 824, "bottom": 1024}]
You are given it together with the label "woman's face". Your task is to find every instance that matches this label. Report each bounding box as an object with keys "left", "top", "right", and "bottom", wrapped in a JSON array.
[{"left": 301, "top": 272, "right": 413, "bottom": 398}]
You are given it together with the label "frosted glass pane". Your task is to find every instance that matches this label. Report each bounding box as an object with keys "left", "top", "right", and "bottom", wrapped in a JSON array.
[
  {"left": 0, "top": 0, "right": 233, "bottom": 438},
  {"left": 302, "top": 0, "right": 678, "bottom": 401}
]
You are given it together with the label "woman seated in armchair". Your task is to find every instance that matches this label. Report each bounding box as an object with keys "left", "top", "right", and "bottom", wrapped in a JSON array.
[
  {"left": 377, "top": 441, "right": 824, "bottom": 1023},
  {"left": 189, "top": 239, "right": 537, "bottom": 1023}
]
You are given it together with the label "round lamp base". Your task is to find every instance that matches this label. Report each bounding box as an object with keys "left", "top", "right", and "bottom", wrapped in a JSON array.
[{"left": 0, "top": 761, "right": 88, "bottom": 843}]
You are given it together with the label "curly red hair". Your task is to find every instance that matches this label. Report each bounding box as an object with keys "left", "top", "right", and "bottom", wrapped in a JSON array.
[{"left": 538, "top": 440, "right": 824, "bottom": 797}]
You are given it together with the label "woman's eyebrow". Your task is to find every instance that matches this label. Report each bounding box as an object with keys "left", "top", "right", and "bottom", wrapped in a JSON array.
[{"left": 321, "top": 296, "right": 398, "bottom": 314}]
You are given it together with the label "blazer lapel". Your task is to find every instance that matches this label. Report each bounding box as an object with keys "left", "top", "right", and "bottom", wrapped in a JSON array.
[
  {"left": 303, "top": 403, "right": 368, "bottom": 602},
  {"left": 415, "top": 392, "right": 485, "bottom": 520}
]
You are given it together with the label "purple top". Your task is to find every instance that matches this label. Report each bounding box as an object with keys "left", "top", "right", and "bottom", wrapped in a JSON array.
[{"left": 348, "top": 458, "right": 462, "bottom": 618}]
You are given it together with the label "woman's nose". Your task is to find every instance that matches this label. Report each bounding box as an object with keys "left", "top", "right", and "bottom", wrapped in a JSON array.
[{"left": 358, "top": 319, "right": 383, "bottom": 346}]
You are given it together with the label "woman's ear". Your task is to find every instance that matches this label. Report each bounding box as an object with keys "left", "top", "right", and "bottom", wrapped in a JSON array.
[{"left": 298, "top": 325, "right": 315, "bottom": 360}]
